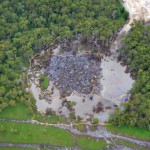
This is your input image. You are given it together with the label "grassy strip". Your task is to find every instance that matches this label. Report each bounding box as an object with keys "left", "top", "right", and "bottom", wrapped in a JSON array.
[
  {"left": 111, "top": 139, "right": 148, "bottom": 150},
  {"left": 0, "top": 120, "right": 107, "bottom": 149},
  {"left": 76, "top": 137, "right": 106, "bottom": 150},
  {"left": 0, "top": 120, "right": 72, "bottom": 147},
  {"left": 0, "top": 103, "right": 67, "bottom": 124},
  {"left": 0, "top": 103, "right": 30, "bottom": 120},
  {"left": 73, "top": 124, "right": 87, "bottom": 132},
  {"left": 40, "top": 74, "right": 49, "bottom": 89},
  {"left": 35, "top": 113, "right": 67, "bottom": 124},
  {"left": 106, "top": 125, "right": 150, "bottom": 141}
]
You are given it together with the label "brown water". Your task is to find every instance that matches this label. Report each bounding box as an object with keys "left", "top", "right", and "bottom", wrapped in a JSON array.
[
  {"left": 30, "top": 45, "right": 134, "bottom": 122},
  {"left": 100, "top": 56, "right": 134, "bottom": 105}
]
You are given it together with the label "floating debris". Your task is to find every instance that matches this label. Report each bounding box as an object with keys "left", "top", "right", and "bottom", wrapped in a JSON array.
[{"left": 45, "top": 54, "right": 101, "bottom": 96}]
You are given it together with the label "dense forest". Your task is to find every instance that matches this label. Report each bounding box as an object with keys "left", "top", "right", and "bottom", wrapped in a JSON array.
[
  {"left": 110, "top": 22, "right": 150, "bottom": 129},
  {"left": 0, "top": 0, "right": 128, "bottom": 113}
]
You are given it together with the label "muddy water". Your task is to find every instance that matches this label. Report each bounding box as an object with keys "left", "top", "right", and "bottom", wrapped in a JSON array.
[
  {"left": 100, "top": 10, "right": 135, "bottom": 105},
  {"left": 30, "top": 81, "right": 70, "bottom": 115},
  {"left": 30, "top": 79, "right": 115, "bottom": 122},
  {"left": 65, "top": 92, "right": 115, "bottom": 122},
  {"left": 30, "top": 47, "right": 134, "bottom": 121},
  {"left": 100, "top": 57, "right": 134, "bottom": 105}
]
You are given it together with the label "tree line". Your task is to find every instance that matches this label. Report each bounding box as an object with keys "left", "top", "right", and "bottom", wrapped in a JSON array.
[{"left": 110, "top": 22, "right": 150, "bottom": 129}]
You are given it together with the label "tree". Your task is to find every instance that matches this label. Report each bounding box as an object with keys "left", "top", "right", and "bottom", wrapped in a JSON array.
[
  {"left": 9, "top": 100, "right": 16, "bottom": 107},
  {"left": 69, "top": 112, "right": 76, "bottom": 121},
  {"left": 0, "top": 125, "right": 6, "bottom": 133},
  {"left": 92, "top": 118, "right": 99, "bottom": 124}
]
